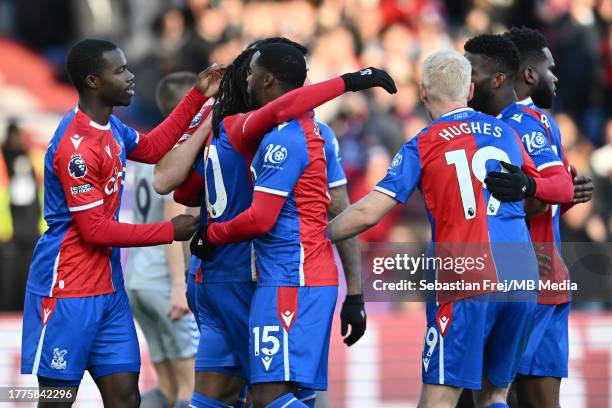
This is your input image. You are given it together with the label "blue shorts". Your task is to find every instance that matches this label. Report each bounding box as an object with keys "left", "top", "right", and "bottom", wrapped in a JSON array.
[
  {"left": 249, "top": 286, "right": 337, "bottom": 390},
  {"left": 422, "top": 297, "right": 536, "bottom": 390},
  {"left": 195, "top": 281, "right": 256, "bottom": 379},
  {"left": 518, "top": 302, "right": 570, "bottom": 378},
  {"left": 21, "top": 290, "right": 140, "bottom": 382}
]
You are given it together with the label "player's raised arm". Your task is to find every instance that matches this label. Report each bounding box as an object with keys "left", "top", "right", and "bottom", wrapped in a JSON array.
[
  {"left": 125, "top": 65, "right": 224, "bottom": 164},
  {"left": 154, "top": 113, "right": 213, "bottom": 195},
  {"left": 226, "top": 66, "right": 396, "bottom": 156}
]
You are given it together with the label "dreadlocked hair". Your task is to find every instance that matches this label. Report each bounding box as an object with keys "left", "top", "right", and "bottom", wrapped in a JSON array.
[{"left": 211, "top": 47, "right": 257, "bottom": 137}]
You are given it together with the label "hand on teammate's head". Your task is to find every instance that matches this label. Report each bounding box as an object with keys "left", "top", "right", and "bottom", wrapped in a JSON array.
[{"left": 196, "top": 64, "right": 228, "bottom": 98}]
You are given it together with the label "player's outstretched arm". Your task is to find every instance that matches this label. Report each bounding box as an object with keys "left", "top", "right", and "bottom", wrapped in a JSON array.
[
  {"left": 329, "top": 185, "right": 367, "bottom": 346},
  {"left": 127, "top": 65, "right": 223, "bottom": 164},
  {"left": 73, "top": 205, "right": 200, "bottom": 247},
  {"left": 154, "top": 113, "right": 212, "bottom": 195},
  {"left": 328, "top": 190, "right": 398, "bottom": 244},
  {"left": 484, "top": 161, "right": 574, "bottom": 204},
  {"left": 227, "top": 68, "right": 397, "bottom": 155}
]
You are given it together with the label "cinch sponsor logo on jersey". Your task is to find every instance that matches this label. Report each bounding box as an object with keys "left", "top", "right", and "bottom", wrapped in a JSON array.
[
  {"left": 522, "top": 131, "right": 547, "bottom": 153},
  {"left": 264, "top": 144, "right": 288, "bottom": 165},
  {"left": 50, "top": 348, "right": 67, "bottom": 370},
  {"left": 437, "top": 121, "right": 503, "bottom": 141},
  {"left": 68, "top": 154, "right": 87, "bottom": 179},
  {"left": 104, "top": 166, "right": 124, "bottom": 195},
  {"left": 70, "top": 183, "right": 93, "bottom": 195}
]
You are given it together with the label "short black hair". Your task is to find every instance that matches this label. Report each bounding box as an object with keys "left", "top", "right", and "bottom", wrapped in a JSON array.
[
  {"left": 212, "top": 38, "right": 308, "bottom": 137},
  {"left": 66, "top": 39, "right": 118, "bottom": 92},
  {"left": 464, "top": 34, "right": 520, "bottom": 77},
  {"left": 254, "top": 43, "right": 307, "bottom": 90},
  {"left": 249, "top": 37, "right": 308, "bottom": 56},
  {"left": 503, "top": 27, "right": 548, "bottom": 65},
  {"left": 155, "top": 71, "right": 197, "bottom": 116}
]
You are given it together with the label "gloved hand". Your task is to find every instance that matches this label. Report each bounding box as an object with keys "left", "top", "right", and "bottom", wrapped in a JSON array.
[
  {"left": 341, "top": 67, "right": 397, "bottom": 94},
  {"left": 484, "top": 161, "right": 536, "bottom": 201},
  {"left": 190, "top": 225, "right": 216, "bottom": 261},
  {"left": 340, "top": 294, "right": 367, "bottom": 346}
]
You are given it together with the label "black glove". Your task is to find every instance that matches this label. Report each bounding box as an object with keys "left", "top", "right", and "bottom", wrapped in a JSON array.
[
  {"left": 484, "top": 161, "right": 536, "bottom": 202},
  {"left": 341, "top": 67, "right": 397, "bottom": 94},
  {"left": 190, "top": 225, "right": 216, "bottom": 261},
  {"left": 340, "top": 294, "right": 367, "bottom": 346}
]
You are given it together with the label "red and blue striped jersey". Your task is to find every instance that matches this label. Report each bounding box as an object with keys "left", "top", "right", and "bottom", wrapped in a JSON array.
[
  {"left": 505, "top": 98, "right": 570, "bottom": 304},
  {"left": 27, "top": 107, "right": 143, "bottom": 297},
  {"left": 250, "top": 115, "right": 338, "bottom": 287},
  {"left": 375, "top": 107, "right": 539, "bottom": 298}
]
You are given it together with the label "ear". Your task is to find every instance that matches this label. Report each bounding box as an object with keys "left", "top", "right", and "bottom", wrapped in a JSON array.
[
  {"left": 419, "top": 83, "right": 427, "bottom": 103},
  {"left": 524, "top": 66, "right": 537, "bottom": 85},
  {"left": 85, "top": 74, "right": 98, "bottom": 90},
  {"left": 467, "top": 82, "right": 475, "bottom": 102},
  {"left": 262, "top": 72, "right": 275, "bottom": 89},
  {"left": 491, "top": 72, "right": 505, "bottom": 89}
]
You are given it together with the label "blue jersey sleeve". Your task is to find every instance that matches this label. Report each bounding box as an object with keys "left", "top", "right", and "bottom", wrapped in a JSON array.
[
  {"left": 375, "top": 137, "right": 421, "bottom": 203},
  {"left": 512, "top": 114, "right": 563, "bottom": 172},
  {"left": 253, "top": 128, "right": 309, "bottom": 197},
  {"left": 318, "top": 121, "right": 347, "bottom": 189}
]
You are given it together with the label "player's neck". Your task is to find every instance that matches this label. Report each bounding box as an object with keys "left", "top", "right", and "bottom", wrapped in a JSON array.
[
  {"left": 513, "top": 83, "right": 531, "bottom": 102},
  {"left": 77, "top": 95, "right": 113, "bottom": 126}
]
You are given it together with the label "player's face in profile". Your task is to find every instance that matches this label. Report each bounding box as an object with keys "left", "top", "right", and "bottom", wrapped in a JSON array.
[
  {"left": 531, "top": 47, "right": 557, "bottom": 109},
  {"left": 465, "top": 53, "right": 494, "bottom": 114},
  {"left": 97, "top": 48, "right": 135, "bottom": 107},
  {"left": 246, "top": 52, "right": 265, "bottom": 109}
]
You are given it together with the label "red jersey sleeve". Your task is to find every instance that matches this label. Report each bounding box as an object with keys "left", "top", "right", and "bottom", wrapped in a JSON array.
[
  {"left": 207, "top": 191, "right": 285, "bottom": 244},
  {"left": 126, "top": 88, "right": 208, "bottom": 163},
  {"left": 224, "top": 77, "right": 345, "bottom": 156}
]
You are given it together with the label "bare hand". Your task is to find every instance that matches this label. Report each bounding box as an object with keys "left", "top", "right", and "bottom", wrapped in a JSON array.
[
  {"left": 572, "top": 175, "right": 594, "bottom": 204},
  {"left": 168, "top": 284, "right": 190, "bottom": 321},
  {"left": 171, "top": 214, "right": 200, "bottom": 241},
  {"left": 195, "top": 64, "right": 227, "bottom": 97}
]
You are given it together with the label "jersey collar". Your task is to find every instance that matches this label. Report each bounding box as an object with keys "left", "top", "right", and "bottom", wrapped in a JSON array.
[
  {"left": 74, "top": 106, "right": 111, "bottom": 130},
  {"left": 516, "top": 97, "right": 534, "bottom": 107},
  {"left": 439, "top": 107, "right": 474, "bottom": 119}
]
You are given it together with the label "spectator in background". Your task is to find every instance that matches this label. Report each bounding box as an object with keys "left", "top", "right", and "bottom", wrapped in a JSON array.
[
  {"left": 126, "top": 72, "right": 199, "bottom": 408},
  {"left": 0, "top": 120, "right": 41, "bottom": 311}
]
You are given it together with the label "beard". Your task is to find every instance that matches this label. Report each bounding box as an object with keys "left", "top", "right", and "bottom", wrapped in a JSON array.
[
  {"left": 247, "top": 87, "right": 262, "bottom": 109},
  {"left": 531, "top": 80, "right": 554, "bottom": 109},
  {"left": 468, "top": 87, "right": 493, "bottom": 115}
]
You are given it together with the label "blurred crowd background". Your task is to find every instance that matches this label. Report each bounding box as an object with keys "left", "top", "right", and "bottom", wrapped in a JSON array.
[{"left": 0, "top": 0, "right": 610, "bottom": 311}]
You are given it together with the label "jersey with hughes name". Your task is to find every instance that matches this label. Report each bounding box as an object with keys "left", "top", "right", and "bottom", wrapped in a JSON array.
[
  {"left": 505, "top": 98, "right": 570, "bottom": 304},
  {"left": 376, "top": 108, "right": 538, "bottom": 298},
  {"left": 250, "top": 115, "right": 339, "bottom": 287},
  {"left": 27, "top": 107, "right": 141, "bottom": 298},
  {"left": 194, "top": 116, "right": 346, "bottom": 284}
]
